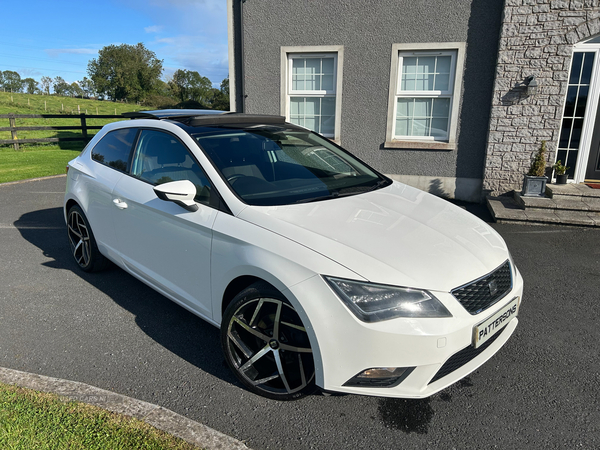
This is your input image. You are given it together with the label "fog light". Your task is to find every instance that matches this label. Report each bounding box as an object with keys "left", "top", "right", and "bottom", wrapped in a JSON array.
[{"left": 343, "top": 367, "right": 415, "bottom": 387}]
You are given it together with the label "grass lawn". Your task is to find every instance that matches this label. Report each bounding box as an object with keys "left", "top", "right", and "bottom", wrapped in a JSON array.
[
  {"left": 0, "top": 144, "right": 83, "bottom": 184},
  {"left": 0, "top": 382, "right": 198, "bottom": 449}
]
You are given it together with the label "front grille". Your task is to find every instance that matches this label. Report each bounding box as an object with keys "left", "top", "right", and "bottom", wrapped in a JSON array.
[
  {"left": 428, "top": 326, "right": 506, "bottom": 385},
  {"left": 451, "top": 260, "right": 512, "bottom": 315}
]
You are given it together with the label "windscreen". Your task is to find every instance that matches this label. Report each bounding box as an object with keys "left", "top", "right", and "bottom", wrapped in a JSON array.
[{"left": 194, "top": 126, "right": 390, "bottom": 206}]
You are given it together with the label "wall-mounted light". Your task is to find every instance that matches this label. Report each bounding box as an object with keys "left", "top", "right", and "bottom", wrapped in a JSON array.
[{"left": 524, "top": 75, "right": 538, "bottom": 96}]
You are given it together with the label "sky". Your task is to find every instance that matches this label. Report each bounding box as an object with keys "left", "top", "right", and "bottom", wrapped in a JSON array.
[{"left": 0, "top": 0, "right": 228, "bottom": 88}]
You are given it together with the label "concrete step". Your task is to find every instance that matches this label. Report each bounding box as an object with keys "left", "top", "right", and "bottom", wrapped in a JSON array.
[
  {"left": 546, "top": 183, "right": 600, "bottom": 199},
  {"left": 487, "top": 195, "right": 600, "bottom": 227},
  {"left": 514, "top": 191, "right": 600, "bottom": 212}
]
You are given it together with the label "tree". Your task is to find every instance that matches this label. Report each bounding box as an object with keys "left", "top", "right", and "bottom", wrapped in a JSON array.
[
  {"left": 220, "top": 77, "right": 229, "bottom": 97},
  {"left": 78, "top": 77, "right": 94, "bottom": 98},
  {"left": 40, "top": 76, "right": 52, "bottom": 95},
  {"left": 70, "top": 82, "right": 83, "bottom": 98},
  {"left": 168, "top": 69, "right": 212, "bottom": 105},
  {"left": 87, "top": 43, "right": 163, "bottom": 102},
  {"left": 2, "top": 71, "right": 24, "bottom": 93},
  {"left": 23, "top": 78, "right": 38, "bottom": 94},
  {"left": 53, "top": 76, "right": 70, "bottom": 96}
]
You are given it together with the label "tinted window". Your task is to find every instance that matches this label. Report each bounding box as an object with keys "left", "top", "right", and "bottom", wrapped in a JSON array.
[
  {"left": 130, "top": 129, "right": 214, "bottom": 206},
  {"left": 194, "top": 127, "right": 388, "bottom": 206},
  {"left": 91, "top": 128, "right": 138, "bottom": 172}
]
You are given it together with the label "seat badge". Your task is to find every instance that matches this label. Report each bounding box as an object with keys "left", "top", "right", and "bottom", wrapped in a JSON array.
[{"left": 488, "top": 280, "right": 498, "bottom": 296}]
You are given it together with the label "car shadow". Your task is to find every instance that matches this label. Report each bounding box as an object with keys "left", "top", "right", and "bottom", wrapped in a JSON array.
[{"left": 14, "top": 207, "right": 237, "bottom": 387}]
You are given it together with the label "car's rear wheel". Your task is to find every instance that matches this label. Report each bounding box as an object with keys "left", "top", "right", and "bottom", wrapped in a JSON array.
[
  {"left": 67, "top": 205, "right": 109, "bottom": 272},
  {"left": 221, "top": 282, "right": 315, "bottom": 400}
]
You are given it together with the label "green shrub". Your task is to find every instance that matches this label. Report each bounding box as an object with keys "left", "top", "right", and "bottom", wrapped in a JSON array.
[{"left": 527, "top": 140, "right": 547, "bottom": 177}]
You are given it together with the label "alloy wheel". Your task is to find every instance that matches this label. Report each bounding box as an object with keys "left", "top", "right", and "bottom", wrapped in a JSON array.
[
  {"left": 224, "top": 297, "right": 314, "bottom": 398},
  {"left": 68, "top": 209, "right": 91, "bottom": 268}
]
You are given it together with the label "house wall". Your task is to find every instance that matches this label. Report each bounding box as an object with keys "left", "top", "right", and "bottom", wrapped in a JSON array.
[
  {"left": 484, "top": 0, "right": 600, "bottom": 195},
  {"left": 232, "top": 0, "right": 504, "bottom": 202}
]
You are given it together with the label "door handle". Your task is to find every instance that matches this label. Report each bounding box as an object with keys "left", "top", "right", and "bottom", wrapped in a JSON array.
[{"left": 113, "top": 198, "right": 128, "bottom": 209}]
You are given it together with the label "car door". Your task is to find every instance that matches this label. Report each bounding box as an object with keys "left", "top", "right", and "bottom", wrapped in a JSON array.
[
  {"left": 111, "top": 129, "right": 218, "bottom": 318},
  {"left": 85, "top": 127, "right": 138, "bottom": 257}
]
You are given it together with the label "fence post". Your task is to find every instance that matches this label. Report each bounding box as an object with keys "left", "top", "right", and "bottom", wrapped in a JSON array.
[
  {"left": 9, "top": 114, "right": 19, "bottom": 150},
  {"left": 80, "top": 114, "right": 88, "bottom": 141}
]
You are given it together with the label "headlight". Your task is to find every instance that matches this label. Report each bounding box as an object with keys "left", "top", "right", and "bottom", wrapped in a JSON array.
[{"left": 324, "top": 277, "right": 452, "bottom": 322}]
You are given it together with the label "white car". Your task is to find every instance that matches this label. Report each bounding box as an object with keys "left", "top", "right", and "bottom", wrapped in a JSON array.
[{"left": 64, "top": 110, "right": 523, "bottom": 401}]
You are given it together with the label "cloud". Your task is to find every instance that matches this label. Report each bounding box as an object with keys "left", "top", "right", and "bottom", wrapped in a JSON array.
[
  {"left": 144, "top": 25, "right": 163, "bottom": 33},
  {"left": 45, "top": 48, "right": 99, "bottom": 58}
]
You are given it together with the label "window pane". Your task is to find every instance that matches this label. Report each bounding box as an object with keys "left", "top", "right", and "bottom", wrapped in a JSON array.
[
  {"left": 401, "top": 74, "right": 416, "bottom": 91},
  {"left": 321, "top": 114, "right": 335, "bottom": 136},
  {"left": 417, "top": 56, "right": 436, "bottom": 74},
  {"left": 290, "top": 98, "right": 303, "bottom": 116},
  {"left": 395, "top": 97, "right": 448, "bottom": 138},
  {"left": 575, "top": 85, "right": 589, "bottom": 117},
  {"left": 435, "top": 74, "right": 450, "bottom": 91},
  {"left": 569, "top": 53, "right": 583, "bottom": 84},
  {"left": 91, "top": 128, "right": 137, "bottom": 173},
  {"left": 431, "top": 118, "right": 448, "bottom": 137},
  {"left": 581, "top": 52, "right": 595, "bottom": 85},
  {"left": 321, "top": 97, "right": 336, "bottom": 116},
  {"left": 322, "top": 58, "right": 334, "bottom": 75},
  {"left": 412, "top": 118, "right": 430, "bottom": 136},
  {"left": 415, "top": 73, "right": 434, "bottom": 91},
  {"left": 559, "top": 119, "right": 572, "bottom": 148},
  {"left": 322, "top": 74, "right": 334, "bottom": 91},
  {"left": 413, "top": 98, "right": 432, "bottom": 117},
  {"left": 304, "top": 97, "right": 318, "bottom": 115},
  {"left": 403, "top": 57, "right": 417, "bottom": 74},
  {"left": 305, "top": 59, "right": 320, "bottom": 90},
  {"left": 292, "top": 59, "right": 305, "bottom": 90},
  {"left": 396, "top": 98, "right": 412, "bottom": 118},
  {"left": 570, "top": 118, "right": 583, "bottom": 148},
  {"left": 432, "top": 98, "right": 450, "bottom": 117},
  {"left": 564, "top": 86, "right": 577, "bottom": 117},
  {"left": 396, "top": 118, "right": 410, "bottom": 136},
  {"left": 436, "top": 56, "right": 451, "bottom": 74},
  {"left": 290, "top": 96, "right": 335, "bottom": 136}
]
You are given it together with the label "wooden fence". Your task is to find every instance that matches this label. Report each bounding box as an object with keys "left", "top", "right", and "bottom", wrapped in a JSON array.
[{"left": 0, "top": 114, "right": 125, "bottom": 150}]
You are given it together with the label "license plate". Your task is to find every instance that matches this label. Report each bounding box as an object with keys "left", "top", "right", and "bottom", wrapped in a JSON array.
[{"left": 473, "top": 297, "right": 520, "bottom": 349}]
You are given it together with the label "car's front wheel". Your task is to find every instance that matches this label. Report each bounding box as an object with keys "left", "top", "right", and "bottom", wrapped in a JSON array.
[
  {"left": 221, "top": 282, "right": 315, "bottom": 400},
  {"left": 67, "top": 205, "right": 109, "bottom": 272}
]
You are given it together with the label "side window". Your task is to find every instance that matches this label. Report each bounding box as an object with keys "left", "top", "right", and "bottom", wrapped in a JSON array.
[
  {"left": 91, "top": 128, "right": 138, "bottom": 172},
  {"left": 130, "top": 129, "right": 214, "bottom": 206}
]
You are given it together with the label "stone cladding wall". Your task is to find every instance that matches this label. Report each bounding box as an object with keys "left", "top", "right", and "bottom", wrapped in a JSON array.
[{"left": 484, "top": 0, "right": 600, "bottom": 195}]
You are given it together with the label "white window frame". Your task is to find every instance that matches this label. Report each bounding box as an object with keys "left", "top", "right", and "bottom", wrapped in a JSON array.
[
  {"left": 385, "top": 43, "right": 465, "bottom": 150},
  {"left": 281, "top": 45, "right": 344, "bottom": 143}
]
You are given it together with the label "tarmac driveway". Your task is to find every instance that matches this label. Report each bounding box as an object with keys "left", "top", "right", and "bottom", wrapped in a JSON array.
[{"left": 1, "top": 176, "right": 599, "bottom": 449}]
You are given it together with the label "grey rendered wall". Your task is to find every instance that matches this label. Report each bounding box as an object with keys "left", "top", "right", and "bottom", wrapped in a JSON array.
[{"left": 236, "top": 0, "right": 503, "bottom": 201}]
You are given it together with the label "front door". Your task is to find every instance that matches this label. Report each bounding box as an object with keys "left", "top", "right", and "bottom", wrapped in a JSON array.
[
  {"left": 585, "top": 98, "right": 600, "bottom": 181},
  {"left": 111, "top": 129, "right": 218, "bottom": 319}
]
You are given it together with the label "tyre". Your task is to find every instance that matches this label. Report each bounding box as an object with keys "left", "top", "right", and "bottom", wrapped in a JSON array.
[
  {"left": 221, "top": 282, "right": 315, "bottom": 400},
  {"left": 67, "top": 205, "right": 110, "bottom": 272}
]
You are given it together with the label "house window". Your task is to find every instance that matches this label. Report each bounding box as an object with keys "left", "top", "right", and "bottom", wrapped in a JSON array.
[
  {"left": 385, "top": 43, "right": 465, "bottom": 150},
  {"left": 281, "top": 46, "right": 343, "bottom": 142}
]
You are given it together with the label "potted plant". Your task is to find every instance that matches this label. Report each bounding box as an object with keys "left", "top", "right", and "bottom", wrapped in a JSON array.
[
  {"left": 552, "top": 160, "right": 569, "bottom": 184},
  {"left": 522, "top": 141, "right": 548, "bottom": 197}
]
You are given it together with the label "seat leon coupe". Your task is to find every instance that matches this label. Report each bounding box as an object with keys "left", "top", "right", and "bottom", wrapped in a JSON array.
[{"left": 64, "top": 110, "right": 523, "bottom": 400}]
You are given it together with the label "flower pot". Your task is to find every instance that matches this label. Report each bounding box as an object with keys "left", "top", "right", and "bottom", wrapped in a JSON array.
[
  {"left": 555, "top": 174, "right": 568, "bottom": 184},
  {"left": 522, "top": 175, "right": 547, "bottom": 197}
]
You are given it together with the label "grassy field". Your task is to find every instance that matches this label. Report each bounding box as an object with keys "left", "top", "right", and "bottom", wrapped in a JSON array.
[
  {"left": 0, "top": 382, "right": 198, "bottom": 449},
  {"left": 0, "top": 91, "right": 143, "bottom": 144},
  {"left": 0, "top": 92, "right": 147, "bottom": 183},
  {"left": 0, "top": 144, "right": 81, "bottom": 183}
]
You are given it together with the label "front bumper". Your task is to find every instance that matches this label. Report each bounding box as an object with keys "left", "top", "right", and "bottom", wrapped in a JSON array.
[{"left": 286, "top": 266, "right": 524, "bottom": 398}]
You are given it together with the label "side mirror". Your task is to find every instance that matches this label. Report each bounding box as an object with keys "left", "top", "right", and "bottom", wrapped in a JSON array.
[{"left": 153, "top": 180, "right": 199, "bottom": 212}]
